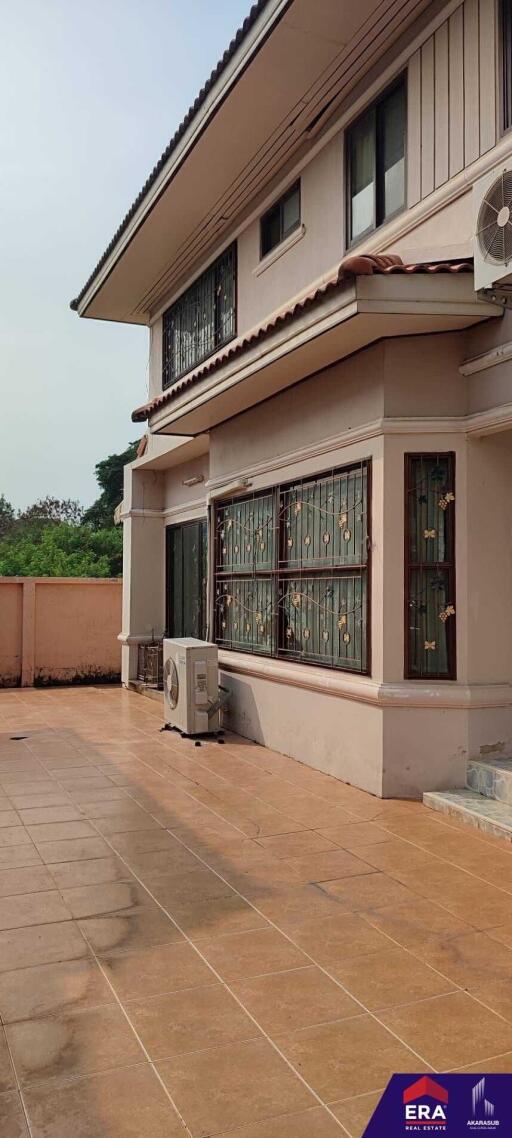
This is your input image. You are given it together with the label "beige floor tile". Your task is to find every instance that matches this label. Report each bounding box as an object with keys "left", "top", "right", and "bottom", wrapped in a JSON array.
[
  {"left": 232, "top": 964, "right": 360, "bottom": 1033},
  {"left": 0, "top": 958, "right": 114, "bottom": 1023},
  {"left": 36, "top": 836, "right": 112, "bottom": 863},
  {"left": 61, "top": 880, "right": 150, "bottom": 918},
  {"left": 28, "top": 821, "right": 97, "bottom": 843},
  {"left": 199, "top": 925, "right": 308, "bottom": 980},
  {"left": 147, "top": 866, "right": 234, "bottom": 907},
  {"left": 0, "top": 1090, "right": 30, "bottom": 1137},
  {"left": 172, "top": 894, "right": 269, "bottom": 941},
  {"left": 79, "top": 907, "right": 183, "bottom": 954},
  {"left": 0, "top": 866, "right": 54, "bottom": 897},
  {"left": 0, "top": 1028, "right": 16, "bottom": 1092},
  {"left": 330, "top": 1091, "right": 383, "bottom": 1137},
  {"left": 363, "top": 896, "right": 472, "bottom": 949},
  {"left": 0, "top": 829, "right": 33, "bottom": 848},
  {"left": 0, "top": 920, "right": 88, "bottom": 971},
  {"left": 0, "top": 811, "right": 24, "bottom": 829},
  {"left": 276, "top": 1014, "right": 426, "bottom": 1100},
  {"left": 414, "top": 929, "right": 512, "bottom": 989},
  {"left": 48, "top": 855, "right": 132, "bottom": 889},
  {"left": 23, "top": 1062, "right": 185, "bottom": 1137},
  {"left": 485, "top": 917, "right": 512, "bottom": 948},
  {"left": 318, "top": 822, "right": 390, "bottom": 849},
  {"left": 7, "top": 794, "right": 72, "bottom": 810},
  {"left": 128, "top": 983, "right": 256, "bottom": 1059},
  {"left": 0, "top": 848, "right": 42, "bottom": 870},
  {"left": 17, "top": 806, "right": 83, "bottom": 825},
  {"left": 101, "top": 940, "right": 213, "bottom": 1000},
  {"left": 109, "top": 829, "right": 184, "bottom": 856},
  {"left": 252, "top": 883, "right": 342, "bottom": 929},
  {"left": 454, "top": 1053, "right": 512, "bottom": 1072},
  {"left": 284, "top": 849, "right": 377, "bottom": 884},
  {"left": 256, "top": 831, "right": 338, "bottom": 858},
  {"left": 381, "top": 990, "right": 512, "bottom": 1068},
  {"left": 291, "top": 911, "right": 393, "bottom": 966},
  {"left": 0, "top": 890, "right": 71, "bottom": 930},
  {"left": 332, "top": 945, "right": 456, "bottom": 1010},
  {"left": 6, "top": 1003, "right": 144, "bottom": 1086},
  {"left": 321, "top": 873, "right": 420, "bottom": 912},
  {"left": 93, "top": 814, "right": 162, "bottom": 836},
  {"left": 215, "top": 1106, "right": 345, "bottom": 1138},
  {"left": 157, "top": 1036, "right": 314, "bottom": 1136}
]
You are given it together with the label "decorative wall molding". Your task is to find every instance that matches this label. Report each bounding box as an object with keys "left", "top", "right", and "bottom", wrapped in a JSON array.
[
  {"left": 460, "top": 341, "right": 512, "bottom": 376},
  {"left": 219, "top": 649, "right": 512, "bottom": 710}
]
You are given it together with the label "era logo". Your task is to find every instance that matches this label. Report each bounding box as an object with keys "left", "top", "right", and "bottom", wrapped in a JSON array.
[{"left": 403, "top": 1076, "right": 449, "bottom": 1127}]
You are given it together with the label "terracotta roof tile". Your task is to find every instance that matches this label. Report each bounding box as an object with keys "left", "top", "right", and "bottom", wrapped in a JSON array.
[{"left": 132, "top": 255, "right": 472, "bottom": 424}]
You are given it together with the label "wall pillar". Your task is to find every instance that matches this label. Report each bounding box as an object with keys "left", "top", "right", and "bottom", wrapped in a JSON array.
[{"left": 21, "top": 579, "right": 36, "bottom": 687}]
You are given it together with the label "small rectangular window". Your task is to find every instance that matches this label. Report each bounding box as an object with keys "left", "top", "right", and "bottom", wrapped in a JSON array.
[
  {"left": 503, "top": 0, "right": 512, "bottom": 131},
  {"left": 347, "top": 78, "right": 406, "bottom": 245},
  {"left": 260, "top": 182, "right": 301, "bottom": 258},
  {"left": 405, "top": 454, "right": 456, "bottom": 680}
]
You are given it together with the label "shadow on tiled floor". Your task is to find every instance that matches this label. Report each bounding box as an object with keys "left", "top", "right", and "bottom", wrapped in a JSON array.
[{"left": 1, "top": 686, "right": 512, "bottom": 1137}]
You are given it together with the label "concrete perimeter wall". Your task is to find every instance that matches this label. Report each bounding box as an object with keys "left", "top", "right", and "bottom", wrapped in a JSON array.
[{"left": 0, "top": 578, "right": 122, "bottom": 688}]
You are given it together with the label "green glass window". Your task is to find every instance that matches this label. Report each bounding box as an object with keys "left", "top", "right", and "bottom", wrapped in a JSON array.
[
  {"left": 166, "top": 520, "right": 208, "bottom": 639},
  {"left": 215, "top": 461, "right": 370, "bottom": 673},
  {"left": 405, "top": 454, "right": 456, "bottom": 679}
]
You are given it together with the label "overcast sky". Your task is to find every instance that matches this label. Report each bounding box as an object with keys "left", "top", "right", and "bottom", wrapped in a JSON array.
[{"left": 0, "top": 0, "right": 250, "bottom": 511}]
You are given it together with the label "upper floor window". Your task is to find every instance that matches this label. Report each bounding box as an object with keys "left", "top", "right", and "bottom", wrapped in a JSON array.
[
  {"left": 346, "top": 78, "right": 406, "bottom": 246},
  {"left": 260, "top": 181, "right": 301, "bottom": 258},
  {"left": 503, "top": 0, "right": 512, "bottom": 131},
  {"left": 162, "top": 244, "right": 236, "bottom": 388}
]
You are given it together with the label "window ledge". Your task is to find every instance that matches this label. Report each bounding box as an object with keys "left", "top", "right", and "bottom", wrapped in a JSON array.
[
  {"left": 218, "top": 650, "right": 512, "bottom": 709},
  {"left": 253, "top": 224, "right": 306, "bottom": 277}
]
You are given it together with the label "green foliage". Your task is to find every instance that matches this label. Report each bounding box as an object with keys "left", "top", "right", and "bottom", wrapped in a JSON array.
[
  {"left": 0, "top": 495, "right": 15, "bottom": 538},
  {"left": 18, "top": 496, "right": 84, "bottom": 527},
  {"left": 83, "top": 440, "right": 139, "bottom": 530},
  {"left": 0, "top": 523, "right": 123, "bottom": 578}
]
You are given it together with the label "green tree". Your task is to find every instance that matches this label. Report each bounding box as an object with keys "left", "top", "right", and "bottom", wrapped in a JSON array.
[
  {"left": 0, "top": 495, "right": 15, "bottom": 538},
  {"left": 0, "top": 523, "right": 123, "bottom": 578},
  {"left": 18, "top": 496, "right": 83, "bottom": 527},
  {"left": 83, "top": 441, "right": 139, "bottom": 530}
]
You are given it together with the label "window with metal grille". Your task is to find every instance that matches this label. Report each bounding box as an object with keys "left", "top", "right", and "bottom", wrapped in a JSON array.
[
  {"left": 503, "top": 0, "right": 512, "bottom": 131},
  {"left": 346, "top": 77, "right": 406, "bottom": 246},
  {"left": 260, "top": 181, "right": 301, "bottom": 258},
  {"left": 162, "top": 245, "right": 236, "bottom": 388},
  {"left": 214, "top": 461, "right": 370, "bottom": 673},
  {"left": 405, "top": 454, "right": 456, "bottom": 680}
]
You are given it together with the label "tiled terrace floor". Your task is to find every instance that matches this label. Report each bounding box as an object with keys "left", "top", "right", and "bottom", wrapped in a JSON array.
[{"left": 1, "top": 690, "right": 512, "bottom": 1138}]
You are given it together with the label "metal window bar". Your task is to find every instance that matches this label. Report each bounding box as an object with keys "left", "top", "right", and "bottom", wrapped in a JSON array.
[
  {"left": 214, "top": 460, "right": 370, "bottom": 674},
  {"left": 162, "top": 244, "right": 236, "bottom": 388},
  {"left": 405, "top": 453, "right": 456, "bottom": 680}
]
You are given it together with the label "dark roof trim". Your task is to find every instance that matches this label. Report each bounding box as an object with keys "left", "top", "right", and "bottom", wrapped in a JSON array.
[
  {"left": 70, "top": 0, "right": 285, "bottom": 314},
  {"left": 132, "top": 254, "right": 473, "bottom": 423}
]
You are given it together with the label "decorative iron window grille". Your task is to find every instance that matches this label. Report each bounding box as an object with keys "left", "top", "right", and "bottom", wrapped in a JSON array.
[
  {"left": 503, "top": 0, "right": 512, "bottom": 132},
  {"left": 405, "top": 453, "right": 456, "bottom": 680},
  {"left": 260, "top": 181, "right": 301, "bottom": 258},
  {"left": 166, "top": 520, "right": 208, "bottom": 640},
  {"left": 214, "top": 461, "right": 370, "bottom": 673},
  {"left": 162, "top": 244, "right": 236, "bottom": 388}
]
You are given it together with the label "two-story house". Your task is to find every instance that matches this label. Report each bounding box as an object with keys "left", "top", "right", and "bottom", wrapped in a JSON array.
[{"left": 72, "top": 0, "right": 512, "bottom": 800}]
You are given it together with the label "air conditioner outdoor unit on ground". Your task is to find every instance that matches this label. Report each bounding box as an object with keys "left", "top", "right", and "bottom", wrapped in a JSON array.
[
  {"left": 474, "top": 164, "right": 512, "bottom": 292},
  {"left": 163, "top": 638, "right": 220, "bottom": 736}
]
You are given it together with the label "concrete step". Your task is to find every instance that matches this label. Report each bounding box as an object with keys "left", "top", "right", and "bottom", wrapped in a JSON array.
[
  {"left": 466, "top": 758, "right": 512, "bottom": 805},
  {"left": 423, "top": 787, "right": 512, "bottom": 842}
]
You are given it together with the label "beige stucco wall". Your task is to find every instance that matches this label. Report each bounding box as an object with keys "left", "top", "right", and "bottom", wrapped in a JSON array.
[{"left": 0, "top": 578, "right": 122, "bottom": 688}]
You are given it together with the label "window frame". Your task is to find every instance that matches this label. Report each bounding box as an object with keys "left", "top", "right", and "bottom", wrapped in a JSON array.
[
  {"left": 166, "top": 518, "right": 208, "bottom": 640},
  {"left": 345, "top": 75, "right": 407, "bottom": 248},
  {"left": 161, "top": 243, "right": 237, "bottom": 389},
  {"left": 260, "top": 181, "right": 301, "bottom": 260},
  {"left": 501, "top": 0, "right": 512, "bottom": 134},
  {"left": 213, "top": 460, "right": 371, "bottom": 675},
  {"left": 404, "top": 453, "right": 456, "bottom": 682}
]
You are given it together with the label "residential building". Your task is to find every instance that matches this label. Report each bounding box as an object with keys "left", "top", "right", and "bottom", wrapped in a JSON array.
[{"left": 72, "top": 0, "right": 512, "bottom": 798}]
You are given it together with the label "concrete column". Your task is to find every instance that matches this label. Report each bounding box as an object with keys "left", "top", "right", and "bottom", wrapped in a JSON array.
[{"left": 120, "top": 463, "right": 165, "bottom": 686}]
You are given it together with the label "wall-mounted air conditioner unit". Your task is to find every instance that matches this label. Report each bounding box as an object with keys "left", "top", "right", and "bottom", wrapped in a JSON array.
[
  {"left": 163, "top": 638, "right": 220, "bottom": 736},
  {"left": 474, "top": 164, "right": 512, "bottom": 292}
]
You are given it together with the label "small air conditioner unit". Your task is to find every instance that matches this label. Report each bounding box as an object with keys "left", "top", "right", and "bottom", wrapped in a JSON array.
[
  {"left": 163, "top": 638, "right": 220, "bottom": 736},
  {"left": 474, "top": 164, "right": 512, "bottom": 291}
]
